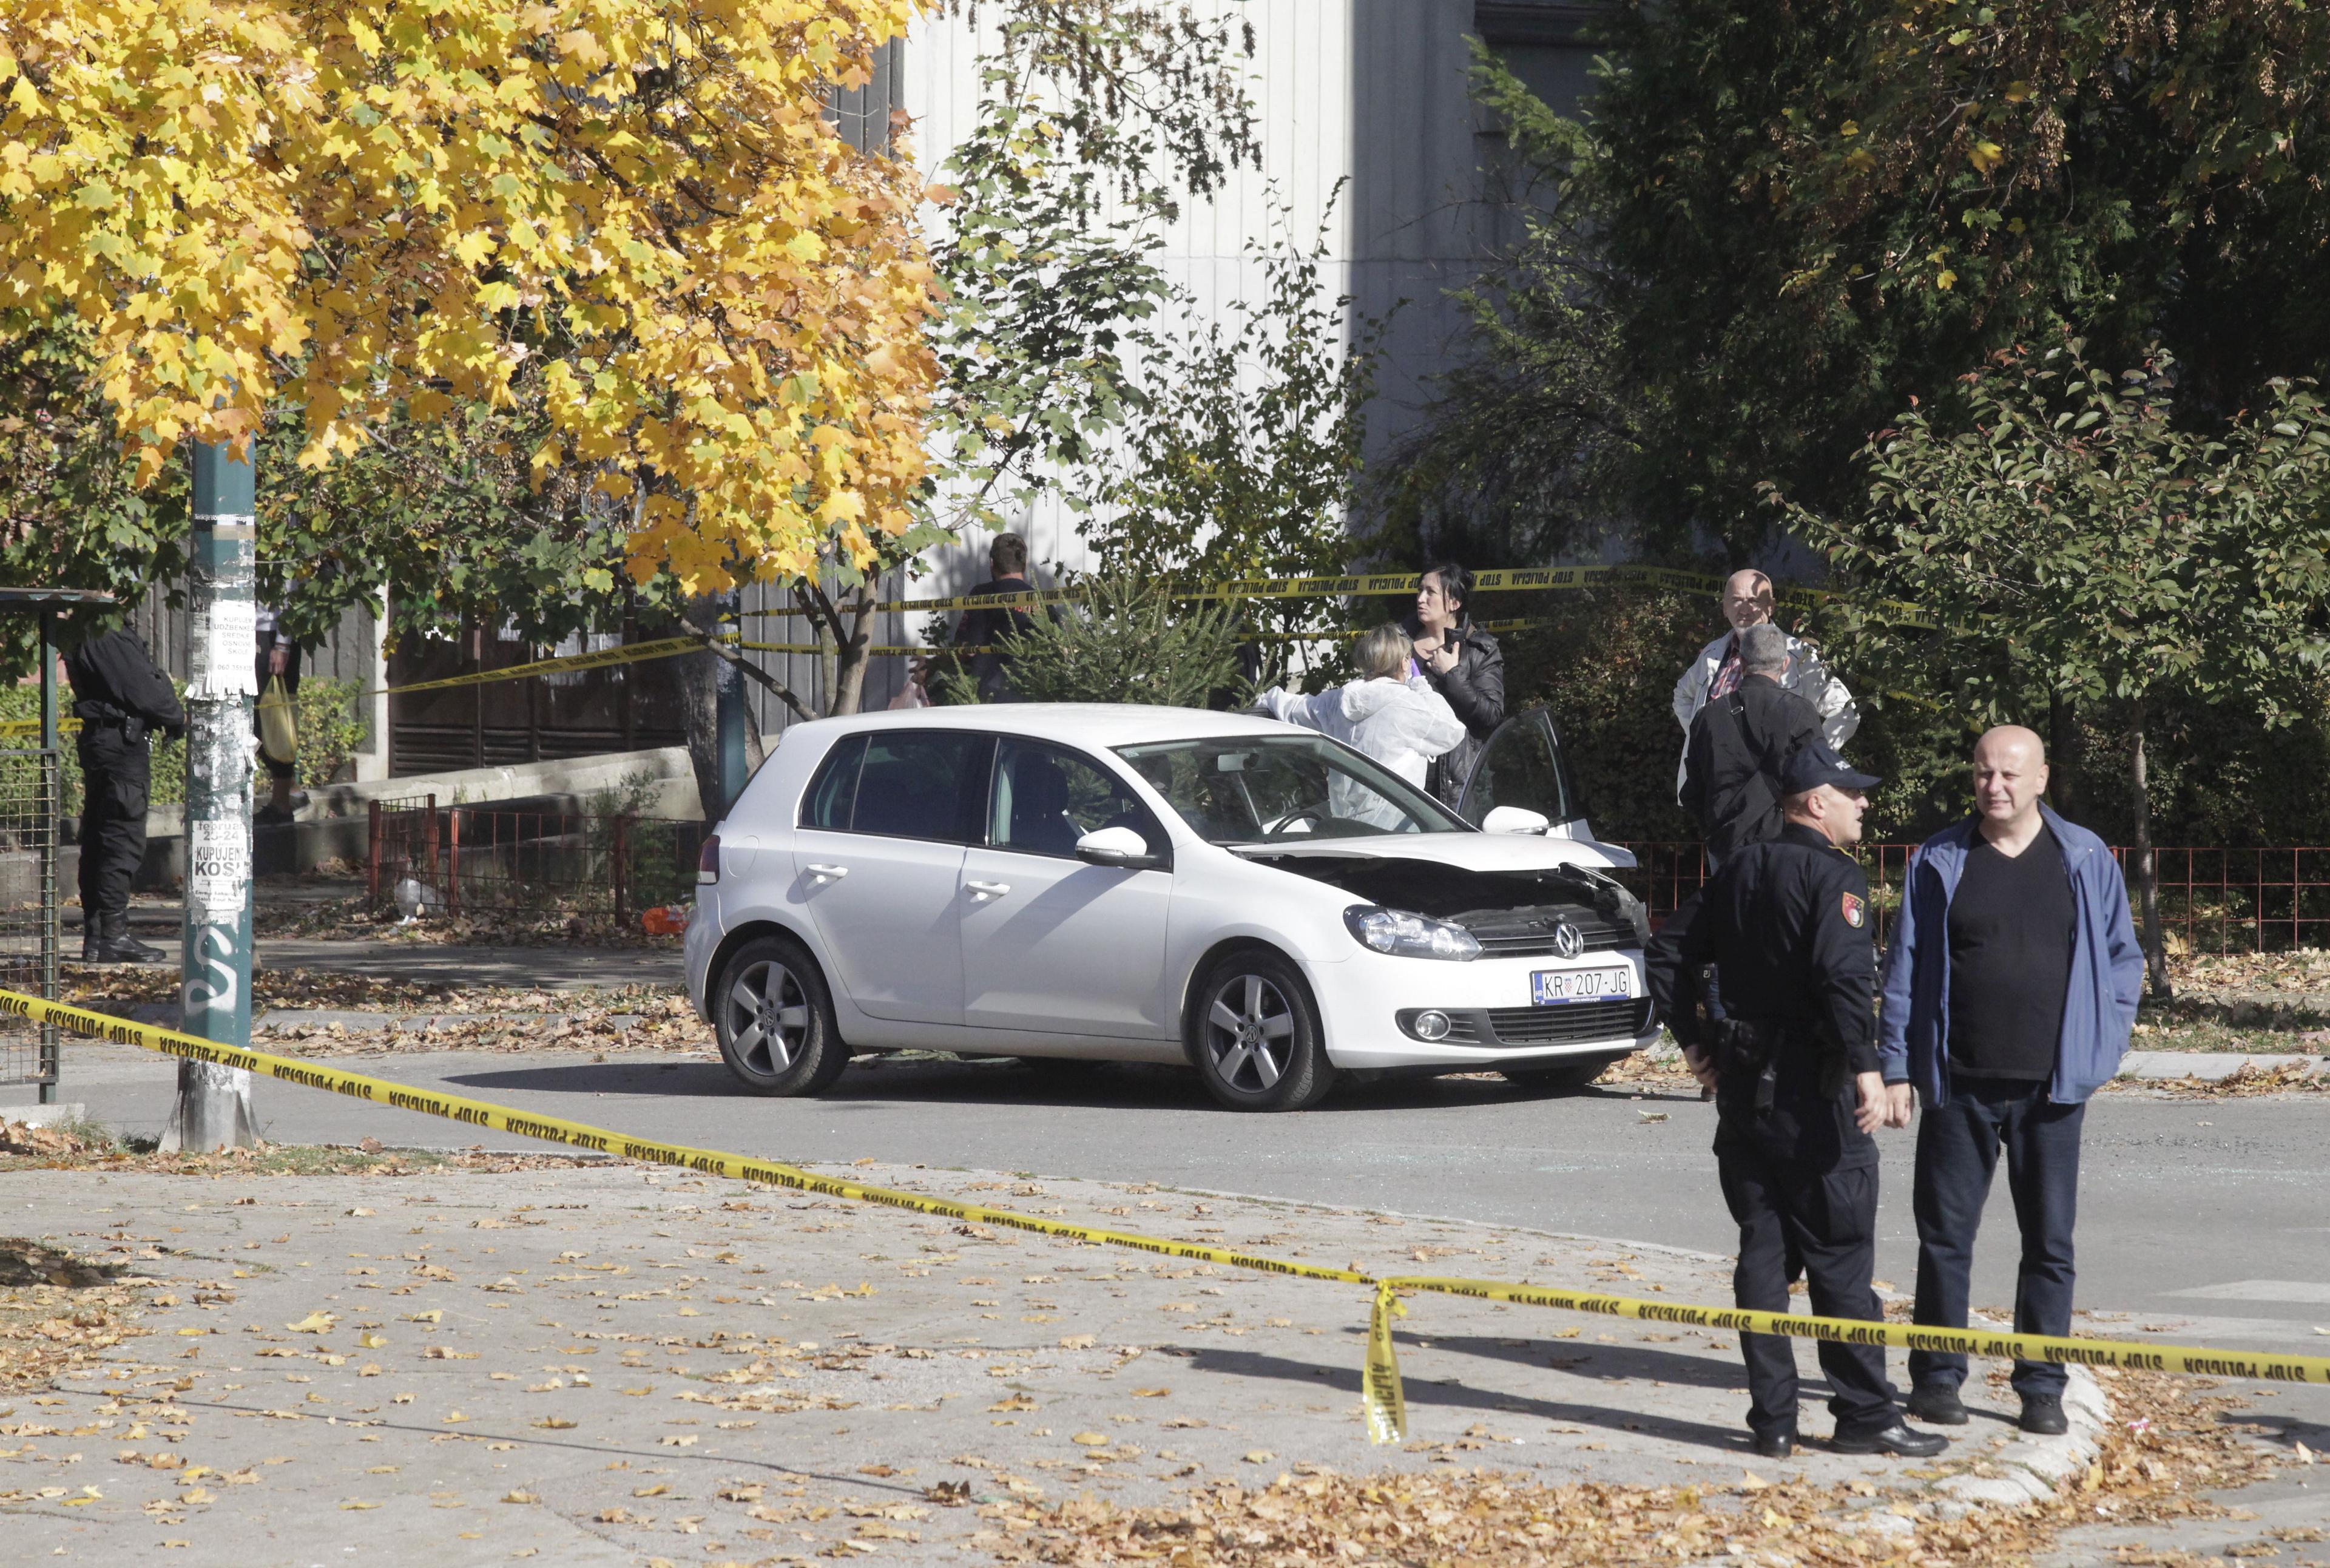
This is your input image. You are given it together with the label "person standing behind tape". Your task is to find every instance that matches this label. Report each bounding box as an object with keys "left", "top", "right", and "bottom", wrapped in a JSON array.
[
  {"left": 1680, "top": 623, "right": 1822, "bottom": 868},
  {"left": 1879, "top": 726, "right": 2143, "bottom": 1438},
  {"left": 1672, "top": 569, "right": 1856, "bottom": 798},
  {"left": 953, "top": 533, "right": 1041, "bottom": 703},
  {"left": 1649, "top": 740, "right": 1944, "bottom": 1462},
  {"left": 1400, "top": 563, "right": 1504, "bottom": 806},
  {"left": 65, "top": 619, "right": 185, "bottom": 965}
]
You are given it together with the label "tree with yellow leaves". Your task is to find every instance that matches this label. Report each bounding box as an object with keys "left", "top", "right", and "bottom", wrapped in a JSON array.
[{"left": 0, "top": 0, "right": 939, "bottom": 590}]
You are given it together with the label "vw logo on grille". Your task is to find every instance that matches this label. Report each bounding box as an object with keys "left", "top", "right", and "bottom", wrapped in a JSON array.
[{"left": 1551, "top": 922, "right": 1585, "bottom": 960}]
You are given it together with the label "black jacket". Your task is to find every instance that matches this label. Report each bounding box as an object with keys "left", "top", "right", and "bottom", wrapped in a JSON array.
[
  {"left": 1649, "top": 822, "right": 1879, "bottom": 1169},
  {"left": 1680, "top": 674, "right": 1821, "bottom": 862},
  {"left": 1400, "top": 617, "right": 1504, "bottom": 806},
  {"left": 65, "top": 629, "right": 185, "bottom": 738},
  {"left": 954, "top": 575, "right": 1042, "bottom": 701}
]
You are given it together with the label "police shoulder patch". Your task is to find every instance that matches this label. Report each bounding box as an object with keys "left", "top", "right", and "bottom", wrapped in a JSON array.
[{"left": 1840, "top": 892, "right": 1866, "bottom": 929}]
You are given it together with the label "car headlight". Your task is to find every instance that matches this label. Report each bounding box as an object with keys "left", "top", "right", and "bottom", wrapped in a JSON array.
[{"left": 1343, "top": 905, "right": 1481, "bottom": 961}]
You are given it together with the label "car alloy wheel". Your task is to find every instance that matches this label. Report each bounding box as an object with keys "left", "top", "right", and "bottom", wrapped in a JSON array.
[
  {"left": 727, "top": 959, "right": 811, "bottom": 1075},
  {"left": 714, "top": 935, "right": 848, "bottom": 1096},
  {"left": 1189, "top": 950, "right": 1336, "bottom": 1111},
  {"left": 1206, "top": 974, "right": 1297, "bottom": 1092}
]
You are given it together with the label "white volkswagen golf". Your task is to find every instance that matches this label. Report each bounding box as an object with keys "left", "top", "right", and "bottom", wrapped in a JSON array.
[{"left": 684, "top": 704, "right": 1654, "bottom": 1111}]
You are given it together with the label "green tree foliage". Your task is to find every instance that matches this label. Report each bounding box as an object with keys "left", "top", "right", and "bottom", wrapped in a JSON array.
[
  {"left": 786, "top": 0, "right": 1262, "bottom": 716},
  {"left": 1775, "top": 342, "right": 2330, "bottom": 993},
  {"left": 1393, "top": 1, "right": 2330, "bottom": 558},
  {"left": 1083, "top": 211, "right": 1379, "bottom": 670},
  {"left": 1369, "top": 46, "right": 1640, "bottom": 571},
  {"left": 936, "top": 572, "right": 1244, "bottom": 708},
  {"left": 0, "top": 325, "right": 187, "bottom": 654}
]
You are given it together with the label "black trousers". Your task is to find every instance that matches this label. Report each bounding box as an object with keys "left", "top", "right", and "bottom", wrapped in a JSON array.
[
  {"left": 1910, "top": 1075, "right": 2085, "bottom": 1398},
  {"left": 76, "top": 723, "right": 150, "bottom": 928},
  {"left": 1719, "top": 1149, "right": 1898, "bottom": 1439}
]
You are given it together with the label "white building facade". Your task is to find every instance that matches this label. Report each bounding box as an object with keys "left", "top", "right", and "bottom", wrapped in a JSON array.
[{"left": 741, "top": 0, "right": 1602, "bottom": 724}]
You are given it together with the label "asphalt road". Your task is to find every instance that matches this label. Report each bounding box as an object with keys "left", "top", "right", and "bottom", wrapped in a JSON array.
[{"left": 24, "top": 1040, "right": 2328, "bottom": 1358}]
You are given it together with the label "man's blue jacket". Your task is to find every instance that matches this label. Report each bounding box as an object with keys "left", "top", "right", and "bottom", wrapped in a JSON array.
[{"left": 1877, "top": 805, "right": 2145, "bottom": 1106}]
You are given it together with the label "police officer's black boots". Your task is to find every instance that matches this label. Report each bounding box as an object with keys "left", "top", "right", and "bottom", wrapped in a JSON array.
[{"left": 89, "top": 911, "right": 167, "bottom": 965}]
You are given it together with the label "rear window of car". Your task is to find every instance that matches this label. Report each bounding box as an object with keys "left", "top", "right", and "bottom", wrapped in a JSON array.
[
  {"left": 802, "top": 735, "right": 866, "bottom": 830},
  {"left": 800, "top": 731, "right": 992, "bottom": 843}
]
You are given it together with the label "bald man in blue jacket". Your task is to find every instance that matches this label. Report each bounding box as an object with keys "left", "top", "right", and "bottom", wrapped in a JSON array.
[{"left": 1877, "top": 726, "right": 2144, "bottom": 1438}]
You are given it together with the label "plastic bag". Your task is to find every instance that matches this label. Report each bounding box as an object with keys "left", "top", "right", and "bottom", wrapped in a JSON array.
[{"left": 258, "top": 675, "right": 298, "bottom": 768}]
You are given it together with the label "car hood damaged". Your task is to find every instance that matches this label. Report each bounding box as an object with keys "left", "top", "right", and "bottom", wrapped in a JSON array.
[{"left": 1243, "top": 851, "right": 1649, "bottom": 944}]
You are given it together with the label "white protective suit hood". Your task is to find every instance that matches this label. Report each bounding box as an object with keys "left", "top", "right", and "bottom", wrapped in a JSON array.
[{"left": 1255, "top": 677, "right": 1468, "bottom": 823}]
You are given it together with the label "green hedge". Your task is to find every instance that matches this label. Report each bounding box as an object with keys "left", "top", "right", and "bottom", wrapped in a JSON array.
[
  {"left": 1501, "top": 589, "right": 2330, "bottom": 850},
  {"left": 0, "top": 677, "right": 370, "bottom": 817}
]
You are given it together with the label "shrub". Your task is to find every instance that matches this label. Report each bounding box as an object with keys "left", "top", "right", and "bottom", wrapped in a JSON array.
[{"left": 935, "top": 574, "right": 1251, "bottom": 709}]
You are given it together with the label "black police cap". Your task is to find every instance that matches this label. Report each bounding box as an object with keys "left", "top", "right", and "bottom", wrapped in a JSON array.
[{"left": 1780, "top": 738, "right": 1882, "bottom": 795}]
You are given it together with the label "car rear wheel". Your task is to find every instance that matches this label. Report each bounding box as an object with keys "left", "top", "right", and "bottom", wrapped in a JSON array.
[
  {"left": 1500, "top": 1052, "right": 1628, "bottom": 1092},
  {"left": 715, "top": 936, "right": 849, "bottom": 1096},
  {"left": 1189, "top": 950, "right": 1336, "bottom": 1112}
]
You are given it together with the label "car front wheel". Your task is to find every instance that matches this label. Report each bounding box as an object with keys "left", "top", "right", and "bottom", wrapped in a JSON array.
[
  {"left": 715, "top": 936, "right": 849, "bottom": 1096},
  {"left": 1188, "top": 950, "right": 1337, "bottom": 1112}
]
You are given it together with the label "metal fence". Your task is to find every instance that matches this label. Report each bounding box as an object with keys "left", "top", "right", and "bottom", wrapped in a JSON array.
[
  {"left": 365, "top": 797, "right": 704, "bottom": 926},
  {"left": 0, "top": 746, "right": 60, "bottom": 1092},
  {"left": 1613, "top": 839, "right": 2330, "bottom": 955}
]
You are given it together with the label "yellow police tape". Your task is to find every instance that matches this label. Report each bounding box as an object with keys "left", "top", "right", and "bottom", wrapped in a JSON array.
[
  {"left": 752, "top": 564, "right": 1939, "bottom": 629},
  {"left": 365, "top": 634, "right": 708, "bottom": 697},
  {"left": 731, "top": 618, "right": 1555, "bottom": 661},
  {"left": 2, "top": 566, "right": 1925, "bottom": 726},
  {"left": 8, "top": 984, "right": 2319, "bottom": 1441}
]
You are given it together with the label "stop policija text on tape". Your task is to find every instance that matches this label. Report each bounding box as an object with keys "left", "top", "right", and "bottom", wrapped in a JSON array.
[{"left": 7, "top": 986, "right": 2316, "bottom": 1444}]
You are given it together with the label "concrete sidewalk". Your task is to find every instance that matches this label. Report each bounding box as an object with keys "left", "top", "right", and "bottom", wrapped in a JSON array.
[{"left": 0, "top": 1160, "right": 2132, "bottom": 1567}]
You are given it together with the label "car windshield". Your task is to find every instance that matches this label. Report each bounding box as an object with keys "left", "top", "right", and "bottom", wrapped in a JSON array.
[{"left": 1115, "top": 734, "right": 1472, "bottom": 844}]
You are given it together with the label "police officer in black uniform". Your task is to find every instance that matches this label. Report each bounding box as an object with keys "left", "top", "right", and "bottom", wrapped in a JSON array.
[
  {"left": 1647, "top": 739, "right": 1945, "bottom": 1461},
  {"left": 66, "top": 621, "right": 185, "bottom": 964}
]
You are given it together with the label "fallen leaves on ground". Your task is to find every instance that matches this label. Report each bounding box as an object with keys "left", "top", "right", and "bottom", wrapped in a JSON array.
[
  {"left": 979, "top": 1370, "right": 2284, "bottom": 1567},
  {"left": 255, "top": 889, "right": 678, "bottom": 950},
  {"left": 0, "top": 1241, "right": 143, "bottom": 1393},
  {"left": 2105, "top": 1058, "right": 2329, "bottom": 1097},
  {"left": 254, "top": 992, "right": 709, "bottom": 1059},
  {"left": 0, "top": 1137, "right": 612, "bottom": 1178}
]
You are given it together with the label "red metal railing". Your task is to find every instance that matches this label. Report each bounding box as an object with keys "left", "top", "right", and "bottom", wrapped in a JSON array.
[
  {"left": 1613, "top": 840, "right": 2330, "bottom": 955},
  {"left": 365, "top": 799, "right": 704, "bottom": 925}
]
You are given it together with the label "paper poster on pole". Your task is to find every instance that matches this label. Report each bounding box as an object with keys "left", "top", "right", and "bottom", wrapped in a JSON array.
[
  {"left": 186, "top": 817, "right": 251, "bottom": 915},
  {"left": 186, "top": 598, "right": 258, "bottom": 699}
]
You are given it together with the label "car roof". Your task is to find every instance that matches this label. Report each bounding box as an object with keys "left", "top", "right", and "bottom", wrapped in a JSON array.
[{"left": 789, "top": 703, "right": 1298, "bottom": 750}]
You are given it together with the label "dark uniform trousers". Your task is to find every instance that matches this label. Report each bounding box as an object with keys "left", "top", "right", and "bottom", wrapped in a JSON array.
[
  {"left": 1653, "top": 821, "right": 1900, "bottom": 1442},
  {"left": 1718, "top": 1143, "right": 1895, "bottom": 1441},
  {"left": 76, "top": 721, "right": 152, "bottom": 926}
]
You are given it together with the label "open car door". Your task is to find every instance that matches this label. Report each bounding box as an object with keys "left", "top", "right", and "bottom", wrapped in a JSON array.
[{"left": 1454, "top": 706, "right": 1593, "bottom": 837}]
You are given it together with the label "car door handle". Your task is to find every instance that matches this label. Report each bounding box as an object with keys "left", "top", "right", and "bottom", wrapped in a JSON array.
[
  {"left": 805, "top": 863, "right": 849, "bottom": 881},
  {"left": 965, "top": 880, "right": 1011, "bottom": 899}
]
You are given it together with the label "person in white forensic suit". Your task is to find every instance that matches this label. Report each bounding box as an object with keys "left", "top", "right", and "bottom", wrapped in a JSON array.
[{"left": 1254, "top": 626, "right": 1467, "bottom": 829}]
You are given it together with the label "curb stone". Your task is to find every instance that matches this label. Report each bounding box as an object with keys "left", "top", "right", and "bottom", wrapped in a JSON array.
[
  {"left": 1932, "top": 1364, "right": 2109, "bottom": 1516},
  {"left": 2116, "top": 1049, "right": 2326, "bottom": 1081}
]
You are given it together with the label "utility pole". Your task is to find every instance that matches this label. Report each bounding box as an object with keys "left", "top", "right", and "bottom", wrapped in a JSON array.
[
  {"left": 165, "top": 439, "right": 258, "bottom": 1151},
  {"left": 714, "top": 587, "right": 746, "bottom": 817}
]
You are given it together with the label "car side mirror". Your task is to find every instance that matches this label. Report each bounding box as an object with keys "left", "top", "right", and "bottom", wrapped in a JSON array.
[
  {"left": 1075, "top": 825, "right": 1163, "bottom": 869},
  {"left": 1482, "top": 806, "right": 1552, "bottom": 836}
]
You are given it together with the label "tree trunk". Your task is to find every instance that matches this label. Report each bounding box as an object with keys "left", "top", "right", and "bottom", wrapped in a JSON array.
[
  {"left": 677, "top": 592, "right": 723, "bottom": 823},
  {"left": 2129, "top": 696, "right": 2172, "bottom": 1001},
  {"left": 2047, "top": 690, "right": 2079, "bottom": 817},
  {"left": 829, "top": 590, "right": 874, "bottom": 717}
]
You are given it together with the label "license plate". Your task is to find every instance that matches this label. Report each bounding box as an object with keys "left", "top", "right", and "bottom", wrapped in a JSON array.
[{"left": 1531, "top": 967, "right": 1630, "bottom": 1005}]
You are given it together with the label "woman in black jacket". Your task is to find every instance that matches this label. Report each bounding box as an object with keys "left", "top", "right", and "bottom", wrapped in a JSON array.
[{"left": 1401, "top": 562, "right": 1505, "bottom": 806}]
